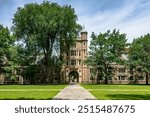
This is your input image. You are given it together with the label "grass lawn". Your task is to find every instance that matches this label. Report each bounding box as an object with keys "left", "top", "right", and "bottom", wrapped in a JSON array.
[
  {"left": 82, "top": 85, "right": 150, "bottom": 100},
  {"left": 0, "top": 85, "right": 67, "bottom": 100}
]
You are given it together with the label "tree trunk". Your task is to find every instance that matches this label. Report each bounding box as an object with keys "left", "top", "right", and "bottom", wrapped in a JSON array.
[
  {"left": 44, "top": 52, "right": 52, "bottom": 83},
  {"left": 104, "top": 64, "right": 108, "bottom": 84},
  {"left": 45, "top": 64, "right": 51, "bottom": 83},
  {"left": 96, "top": 70, "right": 100, "bottom": 84},
  {"left": 104, "top": 76, "right": 108, "bottom": 84},
  {"left": 146, "top": 72, "right": 149, "bottom": 85},
  {"left": 130, "top": 68, "right": 135, "bottom": 84},
  {"left": 59, "top": 53, "right": 63, "bottom": 84}
]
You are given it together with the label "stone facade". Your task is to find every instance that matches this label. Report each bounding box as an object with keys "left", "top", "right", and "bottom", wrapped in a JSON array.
[
  {"left": 61, "top": 29, "right": 90, "bottom": 83},
  {"left": 61, "top": 29, "right": 149, "bottom": 84},
  {"left": 99, "top": 64, "right": 150, "bottom": 84},
  {"left": 0, "top": 74, "right": 5, "bottom": 84},
  {"left": 0, "top": 29, "right": 149, "bottom": 84}
]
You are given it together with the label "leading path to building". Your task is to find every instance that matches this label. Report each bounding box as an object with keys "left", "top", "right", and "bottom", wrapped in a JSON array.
[{"left": 53, "top": 84, "right": 97, "bottom": 100}]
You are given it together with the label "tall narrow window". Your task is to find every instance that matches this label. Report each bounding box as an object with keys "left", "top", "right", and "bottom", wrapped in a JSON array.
[
  {"left": 71, "top": 50, "right": 76, "bottom": 56},
  {"left": 90, "top": 69, "right": 93, "bottom": 73},
  {"left": 71, "top": 60, "right": 76, "bottom": 65},
  {"left": 74, "top": 51, "right": 76, "bottom": 56},
  {"left": 84, "top": 50, "right": 86, "bottom": 54},
  {"left": 67, "top": 60, "right": 69, "bottom": 65},
  {"left": 71, "top": 50, "right": 73, "bottom": 56},
  {"left": 79, "top": 60, "right": 81, "bottom": 65},
  {"left": 79, "top": 51, "right": 80, "bottom": 56},
  {"left": 73, "top": 43, "right": 76, "bottom": 48},
  {"left": 67, "top": 52, "right": 69, "bottom": 56}
]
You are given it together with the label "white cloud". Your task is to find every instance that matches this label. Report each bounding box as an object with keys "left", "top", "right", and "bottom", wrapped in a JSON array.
[
  {"left": 76, "top": 0, "right": 150, "bottom": 43},
  {"left": 1, "top": 0, "right": 150, "bottom": 44}
]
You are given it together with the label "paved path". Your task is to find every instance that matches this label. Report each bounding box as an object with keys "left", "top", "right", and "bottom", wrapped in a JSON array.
[{"left": 53, "top": 84, "right": 97, "bottom": 100}]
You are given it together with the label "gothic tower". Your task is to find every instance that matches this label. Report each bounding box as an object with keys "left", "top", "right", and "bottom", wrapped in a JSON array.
[{"left": 62, "top": 26, "right": 89, "bottom": 83}]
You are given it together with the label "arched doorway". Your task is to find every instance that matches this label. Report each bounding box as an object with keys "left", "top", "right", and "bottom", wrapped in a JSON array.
[{"left": 69, "top": 71, "right": 79, "bottom": 83}]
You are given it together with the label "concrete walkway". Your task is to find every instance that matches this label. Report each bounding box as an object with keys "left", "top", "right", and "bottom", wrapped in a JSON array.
[{"left": 53, "top": 84, "right": 97, "bottom": 100}]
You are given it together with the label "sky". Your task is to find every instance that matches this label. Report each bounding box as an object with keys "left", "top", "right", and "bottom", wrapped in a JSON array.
[{"left": 0, "top": 0, "right": 150, "bottom": 43}]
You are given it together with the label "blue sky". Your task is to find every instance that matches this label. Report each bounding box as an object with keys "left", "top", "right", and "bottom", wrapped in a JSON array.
[{"left": 0, "top": 0, "right": 150, "bottom": 42}]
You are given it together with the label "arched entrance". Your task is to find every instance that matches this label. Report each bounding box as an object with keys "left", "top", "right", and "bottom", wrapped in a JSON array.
[{"left": 69, "top": 71, "right": 79, "bottom": 83}]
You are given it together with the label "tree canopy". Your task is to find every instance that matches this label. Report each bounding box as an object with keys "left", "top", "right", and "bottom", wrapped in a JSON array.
[
  {"left": 87, "top": 29, "right": 127, "bottom": 84},
  {"left": 0, "top": 25, "right": 13, "bottom": 58},
  {"left": 12, "top": 1, "right": 80, "bottom": 83},
  {"left": 129, "top": 34, "right": 150, "bottom": 84},
  {"left": 0, "top": 24, "right": 17, "bottom": 81}
]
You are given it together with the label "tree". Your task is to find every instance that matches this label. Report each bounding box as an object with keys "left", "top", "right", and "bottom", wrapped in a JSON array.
[
  {"left": 87, "top": 29, "right": 127, "bottom": 84},
  {"left": 0, "top": 24, "right": 10, "bottom": 75},
  {"left": 12, "top": 1, "right": 80, "bottom": 83},
  {"left": 0, "top": 25, "right": 12, "bottom": 59},
  {"left": 0, "top": 24, "right": 17, "bottom": 82},
  {"left": 129, "top": 34, "right": 150, "bottom": 84}
]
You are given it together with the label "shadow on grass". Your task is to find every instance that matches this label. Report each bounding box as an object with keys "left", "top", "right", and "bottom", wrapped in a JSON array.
[
  {"left": 106, "top": 94, "right": 150, "bottom": 100},
  {"left": 0, "top": 97, "right": 53, "bottom": 100}
]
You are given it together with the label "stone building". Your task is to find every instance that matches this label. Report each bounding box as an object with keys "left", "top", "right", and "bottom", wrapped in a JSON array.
[
  {"left": 61, "top": 28, "right": 90, "bottom": 83},
  {"left": 101, "top": 63, "right": 149, "bottom": 84},
  {"left": 0, "top": 28, "right": 149, "bottom": 84},
  {"left": 0, "top": 74, "right": 5, "bottom": 84},
  {"left": 61, "top": 28, "right": 149, "bottom": 84}
]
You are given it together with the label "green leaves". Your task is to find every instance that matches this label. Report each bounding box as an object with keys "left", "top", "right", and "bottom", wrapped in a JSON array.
[
  {"left": 129, "top": 34, "right": 150, "bottom": 71},
  {"left": 12, "top": 1, "right": 80, "bottom": 82},
  {"left": 87, "top": 29, "right": 127, "bottom": 84},
  {"left": 0, "top": 25, "right": 18, "bottom": 81},
  {"left": 88, "top": 29, "right": 127, "bottom": 65},
  {"left": 0, "top": 25, "right": 12, "bottom": 57}
]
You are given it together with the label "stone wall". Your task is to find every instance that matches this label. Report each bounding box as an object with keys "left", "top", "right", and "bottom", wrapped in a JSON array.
[{"left": 0, "top": 74, "right": 5, "bottom": 84}]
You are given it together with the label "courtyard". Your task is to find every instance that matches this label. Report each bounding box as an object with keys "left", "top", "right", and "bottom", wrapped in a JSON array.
[
  {"left": 82, "top": 84, "right": 150, "bottom": 100},
  {"left": 0, "top": 84, "right": 150, "bottom": 100},
  {"left": 0, "top": 85, "right": 67, "bottom": 100}
]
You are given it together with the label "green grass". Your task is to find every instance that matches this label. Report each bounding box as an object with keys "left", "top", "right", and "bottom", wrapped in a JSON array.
[
  {"left": 0, "top": 85, "right": 67, "bottom": 100},
  {"left": 81, "top": 84, "right": 150, "bottom": 100},
  {"left": 0, "top": 85, "right": 66, "bottom": 89}
]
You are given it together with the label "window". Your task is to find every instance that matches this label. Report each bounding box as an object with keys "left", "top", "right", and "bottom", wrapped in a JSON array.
[
  {"left": 84, "top": 50, "right": 86, "bottom": 54},
  {"left": 71, "top": 50, "right": 76, "bottom": 56},
  {"left": 118, "top": 76, "right": 126, "bottom": 80},
  {"left": 67, "top": 60, "right": 69, "bottom": 65},
  {"left": 90, "top": 69, "right": 94, "bottom": 73},
  {"left": 73, "top": 43, "right": 76, "bottom": 48},
  {"left": 74, "top": 51, "right": 76, "bottom": 56},
  {"left": 138, "top": 76, "right": 144, "bottom": 80},
  {"left": 129, "top": 76, "right": 133, "bottom": 80},
  {"left": 67, "top": 52, "right": 69, "bottom": 56},
  {"left": 79, "top": 60, "right": 81, "bottom": 65},
  {"left": 79, "top": 51, "right": 81, "bottom": 56},
  {"left": 129, "top": 70, "right": 133, "bottom": 74},
  {"left": 118, "top": 68, "right": 126, "bottom": 73},
  {"left": 71, "top": 50, "right": 73, "bottom": 56},
  {"left": 71, "top": 60, "right": 76, "bottom": 65}
]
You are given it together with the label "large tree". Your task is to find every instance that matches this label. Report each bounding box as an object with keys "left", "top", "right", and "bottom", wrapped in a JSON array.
[
  {"left": 129, "top": 34, "right": 150, "bottom": 84},
  {"left": 87, "top": 29, "right": 127, "bottom": 84},
  {"left": 12, "top": 1, "right": 80, "bottom": 83},
  {"left": 0, "top": 24, "right": 10, "bottom": 74},
  {"left": 0, "top": 25, "right": 12, "bottom": 59},
  {"left": 0, "top": 24, "right": 17, "bottom": 81}
]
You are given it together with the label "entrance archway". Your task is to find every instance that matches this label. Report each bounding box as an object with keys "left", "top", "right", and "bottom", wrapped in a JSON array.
[{"left": 69, "top": 71, "right": 79, "bottom": 83}]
